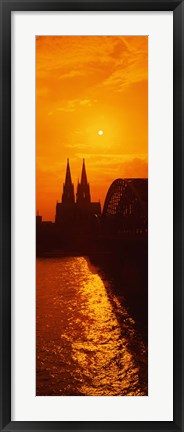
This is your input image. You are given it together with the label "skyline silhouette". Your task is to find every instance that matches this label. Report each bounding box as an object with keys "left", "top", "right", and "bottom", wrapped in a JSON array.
[
  {"left": 36, "top": 35, "right": 148, "bottom": 397},
  {"left": 36, "top": 36, "right": 148, "bottom": 221}
]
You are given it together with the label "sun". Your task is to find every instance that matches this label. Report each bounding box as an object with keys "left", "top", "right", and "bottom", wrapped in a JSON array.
[{"left": 98, "top": 130, "right": 103, "bottom": 136}]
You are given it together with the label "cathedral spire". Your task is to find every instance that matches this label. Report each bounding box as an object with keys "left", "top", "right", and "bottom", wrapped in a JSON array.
[
  {"left": 62, "top": 159, "right": 75, "bottom": 204},
  {"left": 76, "top": 159, "right": 91, "bottom": 205},
  {"left": 81, "top": 158, "right": 88, "bottom": 185},
  {"left": 65, "top": 158, "right": 72, "bottom": 186}
]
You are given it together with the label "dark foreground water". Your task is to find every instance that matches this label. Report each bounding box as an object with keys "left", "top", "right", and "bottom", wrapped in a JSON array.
[{"left": 36, "top": 256, "right": 148, "bottom": 396}]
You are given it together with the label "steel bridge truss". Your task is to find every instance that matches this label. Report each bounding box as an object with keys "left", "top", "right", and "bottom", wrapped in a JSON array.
[{"left": 102, "top": 179, "right": 148, "bottom": 236}]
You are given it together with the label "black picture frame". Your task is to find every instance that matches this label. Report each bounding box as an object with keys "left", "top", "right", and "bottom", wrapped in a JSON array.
[{"left": 0, "top": 1, "right": 183, "bottom": 431}]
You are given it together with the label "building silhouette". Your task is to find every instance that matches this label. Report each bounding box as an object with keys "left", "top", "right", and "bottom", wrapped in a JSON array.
[
  {"left": 76, "top": 159, "right": 91, "bottom": 205},
  {"left": 55, "top": 159, "right": 76, "bottom": 228},
  {"left": 62, "top": 158, "right": 75, "bottom": 205},
  {"left": 36, "top": 161, "right": 148, "bottom": 255},
  {"left": 55, "top": 159, "right": 101, "bottom": 229},
  {"left": 36, "top": 210, "right": 42, "bottom": 228}
]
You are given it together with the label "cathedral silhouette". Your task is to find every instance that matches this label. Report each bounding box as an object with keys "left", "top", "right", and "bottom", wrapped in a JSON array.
[
  {"left": 36, "top": 159, "right": 148, "bottom": 256},
  {"left": 55, "top": 159, "right": 101, "bottom": 229},
  {"left": 36, "top": 159, "right": 101, "bottom": 255}
]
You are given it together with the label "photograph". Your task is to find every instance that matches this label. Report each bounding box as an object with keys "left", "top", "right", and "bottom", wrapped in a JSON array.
[{"left": 36, "top": 35, "right": 148, "bottom": 396}]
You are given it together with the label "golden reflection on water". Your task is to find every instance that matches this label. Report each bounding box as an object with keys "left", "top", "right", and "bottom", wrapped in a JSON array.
[
  {"left": 36, "top": 257, "right": 147, "bottom": 396},
  {"left": 71, "top": 258, "right": 139, "bottom": 395}
]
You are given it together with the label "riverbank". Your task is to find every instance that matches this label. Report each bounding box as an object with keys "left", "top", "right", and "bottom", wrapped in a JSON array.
[
  {"left": 37, "top": 239, "right": 148, "bottom": 343},
  {"left": 88, "top": 241, "right": 148, "bottom": 343},
  {"left": 36, "top": 256, "right": 148, "bottom": 396}
]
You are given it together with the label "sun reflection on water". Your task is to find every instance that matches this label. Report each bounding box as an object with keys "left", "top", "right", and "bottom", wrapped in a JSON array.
[
  {"left": 71, "top": 258, "right": 140, "bottom": 395},
  {"left": 36, "top": 257, "right": 147, "bottom": 396}
]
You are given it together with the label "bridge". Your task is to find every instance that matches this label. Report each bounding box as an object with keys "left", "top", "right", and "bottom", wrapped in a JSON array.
[{"left": 102, "top": 178, "right": 148, "bottom": 238}]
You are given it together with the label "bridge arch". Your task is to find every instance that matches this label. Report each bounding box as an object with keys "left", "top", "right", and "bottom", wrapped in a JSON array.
[{"left": 102, "top": 178, "right": 148, "bottom": 236}]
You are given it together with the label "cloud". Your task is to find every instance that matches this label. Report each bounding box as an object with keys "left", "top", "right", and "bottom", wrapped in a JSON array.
[
  {"left": 36, "top": 36, "right": 119, "bottom": 79},
  {"left": 48, "top": 98, "right": 97, "bottom": 114},
  {"left": 66, "top": 143, "right": 88, "bottom": 149},
  {"left": 37, "top": 36, "right": 148, "bottom": 95},
  {"left": 101, "top": 38, "right": 148, "bottom": 91},
  {"left": 58, "top": 70, "right": 85, "bottom": 80},
  {"left": 101, "top": 61, "right": 147, "bottom": 91},
  {"left": 74, "top": 153, "right": 148, "bottom": 180},
  {"left": 75, "top": 153, "right": 147, "bottom": 162}
]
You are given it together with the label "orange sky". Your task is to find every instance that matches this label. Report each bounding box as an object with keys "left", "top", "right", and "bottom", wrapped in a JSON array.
[{"left": 36, "top": 36, "right": 148, "bottom": 221}]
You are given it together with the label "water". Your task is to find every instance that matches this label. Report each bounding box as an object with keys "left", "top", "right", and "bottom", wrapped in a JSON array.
[{"left": 36, "top": 256, "right": 147, "bottom": 396}]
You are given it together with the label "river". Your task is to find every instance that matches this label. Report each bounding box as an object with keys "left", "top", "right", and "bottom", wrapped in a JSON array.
[{"left": 36, "top": 256, "right": 148, "bottom": 396}]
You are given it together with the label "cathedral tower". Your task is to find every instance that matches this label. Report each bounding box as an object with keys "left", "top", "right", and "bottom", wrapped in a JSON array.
[
  {"left": 76, "top": 159, "right": 91, "bottom": 206},
  {"left": 62, "top": 159, "right": 75, "bottom": 204}
]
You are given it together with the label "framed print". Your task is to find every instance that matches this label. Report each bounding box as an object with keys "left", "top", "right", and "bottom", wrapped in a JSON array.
[
  {"left": 36, "top": 34, "right": 149, "bottom": 398},
  {"left": 0, "top": 0, "right": 184, "bottom": 431}
]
